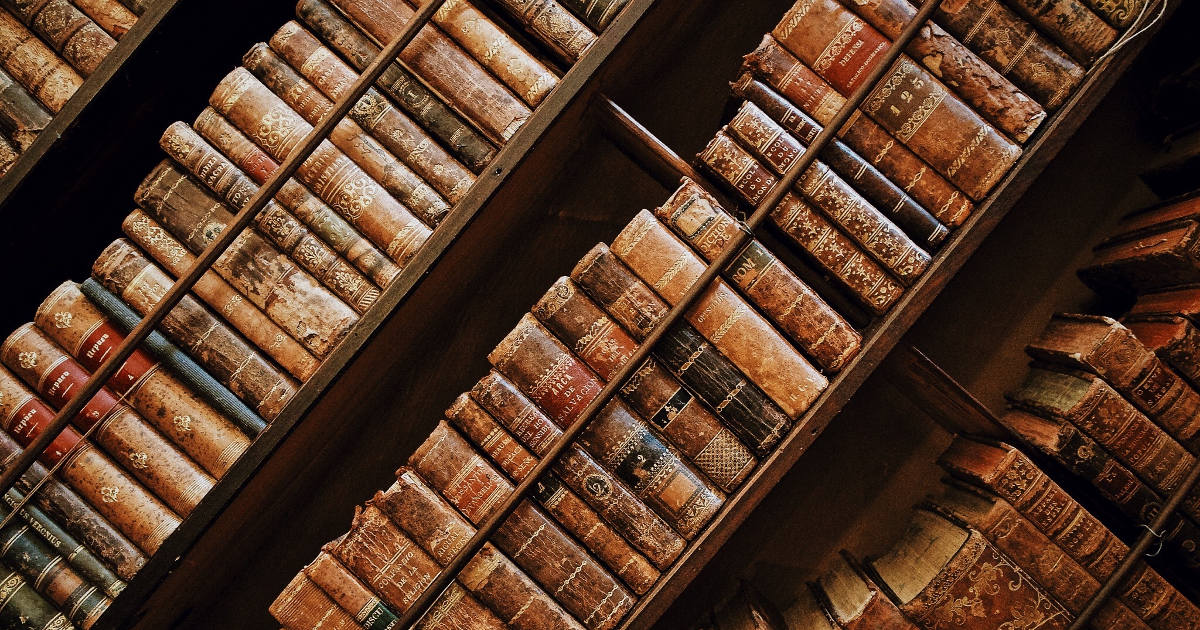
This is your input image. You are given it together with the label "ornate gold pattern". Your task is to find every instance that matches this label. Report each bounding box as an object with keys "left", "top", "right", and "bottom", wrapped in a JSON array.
[{"left": 814, "top": 20, "right": 864, "bottom": 75}]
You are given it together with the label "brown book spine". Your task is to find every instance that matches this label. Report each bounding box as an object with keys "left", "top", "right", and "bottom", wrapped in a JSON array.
[
  {"left": 1126, "top": 315, "right": 1200, "bottom": 394},
  {"left": 36, "top": 282, "right": 250, "bottom": 477},
  {"left": 0, "top": 65, "right": 45, "bottom": 150},
  {"left": 303, "top": 552, "right": 401, "bottom": 629},
  {"left": 134, "top": 162, "right": 361, "bottom": 357},
  {"left": 1, "top": 324, "right": 214, "bottom": 515},
  {"left": 0, "top": 9, "right": 81, "bottom": 112},
  {"left": 69, "top": 0, "right": 134, "bottom": 38},
  {"left": 1080, "top": 221, "right": 1200, "bottom": 294},
  {"left": 654, "top": 178, "right": 861, "bottom": 372},
  {"left": 93, "top": 236, "right": 303, "bottom": 415},
  {"left": 532, "top": 278, "right": 756, "bottom": 491},
  {"left": 845, "top": 0, "right": 1046, "bottom": 143},
  {"left": 1, "top": 0, "right": 115, "bottom": 76},
  {"left": 328, "top": 0, "right": 531, "bottom": 143},
  {"left": 611, "top": 211, "right": 827, "bottom": 416},
  {"left": 269, "top": 22, "right": 475, "bottom": 204},
  {"left": 1004, "top": 0, "right": 1117, "bottom": 64},
  {"left": 207, "top": 69, "right": 432, "bottom": 262},
  {"left": 242, "top": 43, "right": 452, "bottom": 226},
  {"left": 492, "top": 0, "right": 595, "bottom": 61},
  {"left": 270, "top": 571, "right": 363, "bottom": 630},
  {"left": 817, "top": 555, "right": 917, "bottom": 630}
]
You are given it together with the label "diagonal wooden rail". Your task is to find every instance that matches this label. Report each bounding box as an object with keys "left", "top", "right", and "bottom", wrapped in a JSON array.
[{"left": 391, "top": 0, "right": 947, "bottom": 625}]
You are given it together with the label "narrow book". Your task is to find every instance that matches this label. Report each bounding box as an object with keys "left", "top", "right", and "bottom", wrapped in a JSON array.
[
  {"left": 1003, "top": 0, "right": 1117, "bottom": 64},
  {"left": 0, "top": 66, "right": 49, "bottom": 150},
  {"left": 71, "top": 0, "right": 135, "bottom": 38},
  {"left": 1124, "top": 315, "right": 1200, "bottom": 392},
  {"left": 1079, "top": 219, "right": 1200, "bottom": 294},
  {"left": 559, "top": 0, "right": 627, "bottom": 31},
  {"left": 491, "top": 0, "right": 595, "bottom": 62},
  {"left": 270, "top": 571, "right": 361, "bottom": 630},
  {"left": 814, "top": 552, "right": 916, "bottom": 629},
  {"left": 302, "top": 552, "right": 401, "bottom": 630},
  {"left": 0, "top": 9, "right": 82, "bottom": 111},
  {"left": 0, "top": 0, "right": 115, "bottom": 75}
]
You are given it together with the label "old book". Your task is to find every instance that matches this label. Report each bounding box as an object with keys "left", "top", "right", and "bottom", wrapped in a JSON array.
[
  {"left": 655, "top": 178, "right": 862, "bottom": 372},
  {"left": 559, "top": 0, "right": 626, "bottom": 31},
  {"left": 205, "top": 71, "right": 432, "bottom": 262},
  {"left": 135, "top": 162, "right": 361, "bottom": 356},
  {"left": 1117, "top": 193, "right": 1200, "bottom": 236},
  {"left": 571, "top": 244, "right": 792, "bottom": 453},
  {"left": 843, "top": 0, "right": 1046, "bottom": 143},
  {"left": 731, "top": 77, "right": 947, "bottom": 248},
  {"left": 268, "top": 22, "right": 475, "bottom": 203},
  {"left": 1130, "top": 284, "right": 1200, "bottom": 323},
  {"left": 0, "top": 65, "right": 49, "bottom": 150},
  {"left": 780, "top": 585, "right": 838, "bottom": 630},
  {"left": 114, "top": 0, "right": 146, "bottom": 14},
  {"left": 1125, "top": 315, "right": 1200, "bottom": 392},
  {"left": 36, "top": 281, "right": 251, "bottom": 477},
  {"left": 710, "top": 581, "right": 786, "bottom": 630},
  {"left": 1026, "top": 313, "right": 1200, "bottom": 450},
  {"left": 0, "top": 511, "right": 111, "bottom": 628},
  {"left": 0, "top": 565, "right": 74, "bottom": 630},
  {"left": 1080, "top": 220, "right": 1200, "bottom": 295},
  {"left": 0, "top": 9, "right": 81, "bottom": 112},
  {"left": 492, "top": 0, "right": 595, "bottom": 62},
  {"left": 1003, "top": 0, "right": 1117, "bottom": 64},
  {"left": 70, "top": 0, "right": 134, "bottom": 38},
  {"left": 1008, "top": 367, "right": 1194, "bottom": 498},
  {"left": 532, "top": 277, "right": 756, "bottom": 491},
  {"left": 814, "top": 552, "right": 916, "bottom": 630},
  {"left": 2, "top": 324, "right": 215, "bottom": 515},
  {"left": 270, "top": 571, "right": 361, "bottom": 630},
  {"left": 612, "top": 211, "right": 828, "bottom": 417},
  {"left": 868, "top": 511, "right": 1070, "bottom": 629},
  {"left": 182, "top": 112, "right": 401, "bottom": 288},
  {"left": 720, "top": 111, "right": 931, "bottom": 283},
  {"left": 0, "top": 431, "right": 144, "bottom": 581},
  {"left": 742, "top": 37, "right": 973, "bottom": 226},
  {"left": 295, "top": 0, "right": 498, "bottom": 172},
  {"left": 303, "top": 552, "right": 401, "bottom": 629},
  {"left": 325, "top": 0, "right": 531, "bottom": 143},
  {"left": 1, "top": 0, "right": 115, "bottom": 75},
  {"left": 93, "top": 236, "right": 304, "bottom": 415}
]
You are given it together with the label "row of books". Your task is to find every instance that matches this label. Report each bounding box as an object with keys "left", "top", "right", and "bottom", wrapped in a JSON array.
[
  {"left": 267, "top": 0, "right": 1144, "bottom": 626},
  {"left": 0, "top": 0, "right": 155, "bottom": 175},
  {"left": 0, "top": 0, "right": 632, "bottom": 625}
]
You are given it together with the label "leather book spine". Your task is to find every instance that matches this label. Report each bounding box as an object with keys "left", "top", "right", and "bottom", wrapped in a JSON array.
[
  {"left": 114, "top": 0, "right": 145, "bottom": 14},
  {"left": 1003, "top": 0, "right": 1117, "bottom": 64},
  {"left": 559, "top": 0, "right": 627, "bottom": 31},
  {"left": 325, "top": 0, "right": 531, "bottom": 143},
  {"left": 0, "top": 65, "right": 49, "bottom": 151},
  {"left": 610, "top": 211, "right": 827, "bottom": 416},
  {"left": 1082, "top": 0, "right": 1145, "bottom": 29},
  {"left": 491, "top": 0, "right": 595, "bottom": 62},
  {"left": 532, "top": 278, "right": 756, "bottom": 491},
  {"left": 655, "top": 178, "right": 862, "bottom": 372},
  {"left": 570, "top": 244, "right": 792, "bottom": 453},
  {"left": 731, "top": 76, "right": 947, "bottom": 248},
  {"left": 0, "top": 431, "right": 144, "bottom": 581},
  {"left": 2, "top": 324, "right": 215, "bottom": 515},
  {"left": 1125, "top": 315, "right": 1200, "bottom": 393},
  {"left": 415, "top": 0, "right": 557, "bottom": 107},
  {"left": 93, "top": 235, "right": 304, "bottom": 413},
  {"left": 816, "top": 557, "right": 916, "bottom": 630},
  {"left": 0, "top": 9, "right": 81, "bottom": 111},
  {"left": 374, "top": 470, "right": 474, "bottom": 567},
  {"left": 1, "top": 0, "right": 115, "bottom": 75},
  {"left": 845, "top": 0, "right": 1046, "bottom": 143},
  {"left": 69, "top": 0, "right": 134, "bottom": 38},
  {"left": 1080, "top": 221, "right": 1200, "bottom": 293},
  {"left": 270, "top": 571, "right": 362, "bottom": 630},
  {"left": 268, "top": 22, "right": 475, "bottom": 203},
  {"left": 206, "top": 69, "right": 432, "bottom": 262},
  {"left": 304, "top": 552, "right": 400, "bottom": 630},
  {"left": 35, "top": 282, "right": 251, "bottom": 476},
  {"left": 0, "top": 514, "right": 111, "bottom": 628},
  {"left": 446, "top": 394, "right": 539, "bottom": 482},
  {"left": 134, "top": 161, "right": 361, "bottom": 356},
  {"left": 0, "top": 567, "right": 74, "bottom": 630},
  {"left": 295, "top": 0, "right": 498, "bottom": 171},
  {"left": 242, "top": 43, "right": 452, "bottom": 225}
]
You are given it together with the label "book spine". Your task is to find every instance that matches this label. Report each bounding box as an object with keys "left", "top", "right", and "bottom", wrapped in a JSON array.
[
  {"left": 134, "top": 160, "right": 361, "bottom": 356},
  {"left": 295, "top": 0, "right": 498, "bottom": 172},
  {"left": 532, "top": 277, "right": 756, "bottom": 491},
  {"left": 375, "top": 470, "right": 474, "bottom": 565},
  {"left": 1081, "top": 223, "right": 1200, "bottom": 294},
  {"left": 0, "top": 132, "right": 17, "bottom": 176},
  {"left": 1, "top": 324, "right": 215, "bottom": 515},
  {"left": 0, "top": 65, "right": 49, "bottom": 150},
  {"left": 36, "top": 282, "right": 251, "bottom": 476},
  {"left": 0, "top": 9, "right": 81, "bottom": 111},
  {"left": 207, "top": 70, "right": 431, "bottom": 263},
  {"left": 69, "top": 0, "right": 134, "bottom": 38},
  {"left": 1, "top": 0, "right": 115, "bottom": 76},
  {"left": 844, "top": 0, "right": 1047, "bottom": 143},
  {"left": 570, "top": 244, "right": 793, "bottom": 453},
  {"left": 1083, "top": 0, "right": 1145, "bottom": 29},
  {"left": 114, "top": 0, "right": 146, "bottom": 15},
  {"left": 654, "top": 178, "right": 862, "bottom": 373},
  {"left": 0, "top": 567, "right": 74, "bottom": 630},
  {"left": 446, "top": 394, "right": 539, "bottom": 483},
  {"left": 1127, "top": 316, "right": 1200, "bottom": 402},
  {"left": 0, "top": 511, "right": 111, "bottom": 628},
  {"left": 270, "top": 571, "right": 362, "bottom": 630},
  {"left": 490, "top": 0, "right": 596, "bottom": 62},
  {"left": 1004, "top": 0, "right": 1117, "bottom": 64},
  {"left": 731, "top": 76, "right": 948, "bottom": 248},
  {"left": 324, "top": 0, "right": 531, "bottom": 143},
  {"left": 268, "top": 22, "right": 475, "bottom": 204},
  {"left": 92, "top": 235, "right": 304, "bottom": 415},
  {"left": 303, "top": 552, "right": 400, "bottom": 630},
  {"left": 558, "top": 0, "right": 627, "bottom": 31},
  {"left": 242, "top": 43, "right": 452, "bottom": 226}
]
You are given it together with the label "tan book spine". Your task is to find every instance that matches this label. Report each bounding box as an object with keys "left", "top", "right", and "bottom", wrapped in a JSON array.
[
  {"left": 492, "top": 0, "right": 595, "bottom": 61},
  {"left": 0, "top": 9, "right": 81, "bottom": 112},
  {"left": 68, "top": 0, "right": 133, "bottom": 38},
  {"left": 270, "top": 571, "right": 362, "bottom": 630},
  {"left": 303, "top": 552, "right": 401, "bottom": 629},
  {"left": 1, "top": 0, "right": 115, "bottom": 75},
  {"left": 1004, "top": 0, "right": 1117, "bottom": 64}
]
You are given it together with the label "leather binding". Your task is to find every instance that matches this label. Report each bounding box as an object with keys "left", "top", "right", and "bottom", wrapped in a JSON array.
[
  {"left": 654, "top": 179, "right": 862, "bottom": 373},
  {"left": 843, "top": 0, "right": 1046, "bottom": 143},
  {"left": 296, "top": 0, "right": 498, "bottom": 171},
  {"left": 1080, "top": 220, "right": 1200, "bottom": 294},
  {"left": 303, "top": 552, "right": 401, "bottom": 630},
  {"left": 0, "top": 66, "right": 50, "bottom": 150},
  {"left": 0, "top": 566, "right": 73, "bottom": 630},
  {"left": 115, "top": 0, "right": 147, "bottom": 15},
  {"left": 1, "top": 324, "right": 215, "bottom": 515},
  {"left": 71, "top": 0, "right": 134, "bottom": 38},
  {"left": 326, "top": 0, "right": 532, "bottom": 143},
  {"left": 135, "top": 162, "right": 361, "bottom": 357},
  {"left": 490, "top": 0, "right": 596, "bottom": 62},
  {"left": 814, "top": 552, "right": 916, "bottom": 630},
  {"left": 270, "top": 571, "right": 361, "bottom": 630},
  {"left": 408, "top": 421, "right": 635, "bottom": 629},
  {"left": 0, "top": 431, "right": 144, "bottom": 580},
  {"left": 268, "top": 22, "right": 476, "bottom": 203},
  {"left": 1003, "top": 0, "right": 1117, "bottom": 64},
  {"left": 1124, "top": 315, "right": 1200, "bottom": 392},
  {"left": 1116, "top": 194, "right": 1200, "bottom": 236},
  {"left": 36, "top": 282, "right": 250, "bottom": 477},
  {"left": 532, "top": 277, "right": 756, "bottom": 491},
  {"left": 0, "top": 367, "right": 180, "bottom": 554},
  {"left": 559, "top": 0, "right": 628, "bottom": 31},
  {"left": 0, "top": 9, "right": 81, "bottom": 111},
  {"left": 0, "top": 0, "right": 115, "bottom": 76},
  {"left": 939, "top": 437, "right": 1200, "bottom": 630},
  {"left": 92, "top": 237, "right": 304, "bottom": 413},
  {"left": 489, "top": 314, "right": 725, "bottom": 538},
  {"left": 571, "top": 244, "right": 792, "bottom": 454},
  {"left": 468, "top": 372, "right": 665, "bottom": 589},
  {"left": 1027, "top": 313, "right": 1200, "bottom": 451},
  {"left": 1130, "top": 285, "right": 1200, "bottom": 324},
  {"left": 1082, "top": 0, "right": 1145, "bottom": 28},
  {"left": 731, "top": 77, "right": 947, "bottom": 248}
]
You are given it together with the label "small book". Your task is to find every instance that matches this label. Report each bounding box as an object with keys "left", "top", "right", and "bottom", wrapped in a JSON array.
[
  {"left": 1079, "top": 219, "right": 1200, "bottom": 294},
  {"left": 0, "top": 0, "right": 115, "bottom": 76},
  {"left": 0, "top": 9, "right": 83, "bottom": 112},
  {"left": 1125, "top": 315, "right": 1200, "bottom": 392},
  {"left": 814, "top": 552, "right": 916, "bottom": 629}
]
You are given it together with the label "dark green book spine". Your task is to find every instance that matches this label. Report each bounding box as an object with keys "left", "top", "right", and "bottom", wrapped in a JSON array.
[
  {"left": 0, "top": 565, "right": 73, "bottom": 629},
  {"left": 0, "top": 507, "right": 111, "bottom": 626},
  {"left": 559, "top": 0, "right": 629, "bottom": 31},
  {"left": 1, "top": 492, "right": 124, "bottom": 598}
]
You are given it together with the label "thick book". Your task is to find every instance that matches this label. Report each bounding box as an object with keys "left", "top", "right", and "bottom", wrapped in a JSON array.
[
  {"left": 571, "top": 243, "right": 793, "bottom": 453},
  {"left": 270, "top": 571, "right": 361, "bottom": 630},
  {"left": 0, "top": 565, "right": 74, "bottom": 630},
  {"left": 1124, "top": 315, "right": 1200, "bottom": 392},
  {"left": 532, "top": 276, "right": 756, "bottom": 491},
  {"left": 559, "top": 0, "right": 627, "bottom": 31},
  {"left": 491, "top": 0, "right": 595, "bottom": 62},
  {"left": 302, "top": 552, "right": 401, "bottom": 629},
  {"left": 1004, "top": 0, "right": 1117, "bottom": 64},
  {"left": 1079, "top": 220, "right": 1200, "bottom": 294},
  {"left": 0, "top": 9, "right": 82, "bottom": 112},
  {"left": 0, "top": 0, "right": 115, "bottom": 76},
  {"left": 0, "top": 66, "right": 50, "bottom": 150},
  {"left": 295, "top": 0, "right": 498, "bottom": 171},
  {"left": 814, "top": 552, "right": 916, "bottom": 629},
  {"left": 655, "top": 177, "right": 862, "bottom": 372},
  {"left": 71, "top": 0, "right": 135, "bottom": 38}
]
